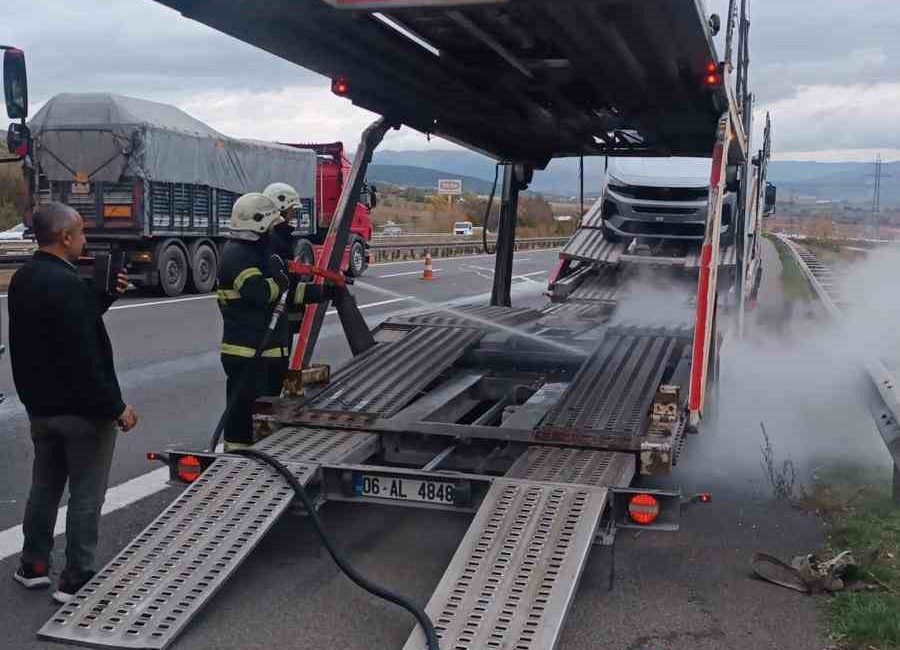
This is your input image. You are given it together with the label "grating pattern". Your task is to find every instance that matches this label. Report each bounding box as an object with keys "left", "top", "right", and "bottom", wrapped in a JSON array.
[
  {"left": 580, "top": 199, "right": 604, "bottom": 229},
  {"left": 253, "top": 426, "right": 378, "bottom": 464},
  {"left": 506, "top": 446, "right": 634, "bottom": 488},
  {"left": 568, "top": 273, "right": 621, "bottom": 304},
  {"left": 683, "top": 243, "right": 737, "bottom": 268},
  {"left": 541, "top": 302, "right": 612, "bottom": 325},
  {"left": 539, "top": 328, "right": 690, "bottom": 445},
  {"left": 403, "top": 480, "right": 608, "bottom": 650},
  {"left": 309, "top": 326, "right": 484, "bottom": 417},
  {"left": 39, "top": 458, "right": 314, "bottom": 649},
  {"left": 560, "top": 228, "right": 627, "bottom": 264},
  {"left": 388, "top": 305, "right": 543, "bottom": 329}
]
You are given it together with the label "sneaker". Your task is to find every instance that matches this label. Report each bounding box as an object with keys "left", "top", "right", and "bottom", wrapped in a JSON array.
[
  {"left": 52, "top": 571, "right": 95, "bottom": 604},
  {"left": 13, "top": 561, "right": 52, "bottom": 589}
]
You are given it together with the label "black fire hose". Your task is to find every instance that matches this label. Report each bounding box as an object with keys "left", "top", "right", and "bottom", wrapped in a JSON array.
[
  {"left": 482, "top": 163, "right": 500, "bottom": 255},
  {"left": 229, "top": 447, "right": 441, "bottom": 650}
]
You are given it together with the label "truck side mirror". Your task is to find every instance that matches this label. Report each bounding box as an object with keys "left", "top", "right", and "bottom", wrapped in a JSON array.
[
  {"left": 7, "top": 122, "right": 31, "bottom": 157},
  {"left": 764, "top": 183, "right": 777, "bottom": 216},
  {"left": 369, "top": 185, "right": 378, "bottom": 209},
  {"left": 3, "top": 48, "right": 28, "bottom": 120}
]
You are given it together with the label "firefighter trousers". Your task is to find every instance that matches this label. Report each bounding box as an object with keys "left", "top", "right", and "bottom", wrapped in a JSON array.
[{"left": 221, "top": 355, "right": 289, "bottom": 446}]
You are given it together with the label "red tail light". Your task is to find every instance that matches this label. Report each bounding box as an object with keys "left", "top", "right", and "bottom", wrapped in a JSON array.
[
  {"left": 332, "top": 76, "right": 350, "bottom": 97},
  {"left": 628, "top": 493, "right": 660, "bottom": 525},
  {"left": 177, "top": 455, "right": 203, "bottom": 483}
]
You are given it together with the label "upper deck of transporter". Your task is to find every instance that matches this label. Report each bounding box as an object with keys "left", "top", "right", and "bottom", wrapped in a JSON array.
[{"left": 153, "top": 0, "right": 747, "bottom": 166}]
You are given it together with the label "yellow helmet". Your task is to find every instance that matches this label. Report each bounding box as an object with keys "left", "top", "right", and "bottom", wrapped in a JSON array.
[{"left": 229, "top": 193, "right": 283, "bottom": 240}]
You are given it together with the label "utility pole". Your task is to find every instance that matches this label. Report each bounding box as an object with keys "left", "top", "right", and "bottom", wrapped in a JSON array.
[{"left": 867, "top": 154, "right": 892, "bottom": 240}]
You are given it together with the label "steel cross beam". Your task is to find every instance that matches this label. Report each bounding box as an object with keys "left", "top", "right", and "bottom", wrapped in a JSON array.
[
  {"left": 688, "top": 114, "right": 731, "bottom": 426},
  {"left": 290, "top": 117, "right": 393, "bottom": 371}
]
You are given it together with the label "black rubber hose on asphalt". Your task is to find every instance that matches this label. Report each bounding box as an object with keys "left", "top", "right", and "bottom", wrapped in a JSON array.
[{"left": 229, "top": 447, "right": 441, "bottom": 650}]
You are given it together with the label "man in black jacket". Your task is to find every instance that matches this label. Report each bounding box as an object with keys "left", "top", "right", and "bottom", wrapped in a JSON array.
[{"left": 8, "top": 202, "right": 138, "bottom": 604}]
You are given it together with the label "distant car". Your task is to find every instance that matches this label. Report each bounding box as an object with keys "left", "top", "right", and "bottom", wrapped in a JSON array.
[
  {"left": 0, "top": 223, "right": 28, "bottom": 241},
  {"left": 382, "top": 226, "right": 403, "bottom": 237},
  {"left": 454, "top": 221, "right": 474, "bottom": 236}
]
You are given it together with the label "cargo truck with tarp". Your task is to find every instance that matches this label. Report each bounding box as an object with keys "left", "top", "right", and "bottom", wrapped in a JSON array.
[{"left": 25, "top": 93, "right": 374, "bottom": 295}]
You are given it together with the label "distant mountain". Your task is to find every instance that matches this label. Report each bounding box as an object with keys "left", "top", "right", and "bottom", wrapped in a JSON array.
[
  {"left": 370, "top": 149, "right": 899, "bottom": 205},
  {"left": 367, "top": 164, "right": 496, "bottom": 195}
]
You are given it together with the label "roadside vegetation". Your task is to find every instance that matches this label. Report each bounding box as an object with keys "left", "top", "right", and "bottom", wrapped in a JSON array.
[
  {"left": 764, "top": 232, "right": 816, "bottom": 302},
  {"left": 0, "top": 142, "right": 27, "bottom": 230},
  {"left": 801, "top": 478, "right": 900, "bottom": 649},
  {"left": 371, "top": 185, "right": 577, "bottom": 238}
]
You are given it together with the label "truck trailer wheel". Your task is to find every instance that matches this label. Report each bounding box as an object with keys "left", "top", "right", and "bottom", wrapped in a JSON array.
[
  {"left": 348, "top": 236, "right": 368, "bottom": 277},
  {"left": 189, "top": 243, "right": 218, "bottom": 294},
  {"left": 159, "top": 244, "right": 188, "bottom": 297}
]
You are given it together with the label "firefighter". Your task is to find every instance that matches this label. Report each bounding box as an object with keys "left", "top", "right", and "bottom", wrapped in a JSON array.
[
  {"left": 217, "top": 192, "right": 332, "bottom": 451},
  {"left": 263, "top": 182, "right": 301, "bottom": 261}
]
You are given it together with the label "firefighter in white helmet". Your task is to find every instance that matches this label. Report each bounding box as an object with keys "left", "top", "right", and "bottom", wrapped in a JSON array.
[
  {"left": 217, "top": 192, "right": 331, "bottom": 450},
  {"left": 263, "top": 182, "right": 301, "bottom": 261}
]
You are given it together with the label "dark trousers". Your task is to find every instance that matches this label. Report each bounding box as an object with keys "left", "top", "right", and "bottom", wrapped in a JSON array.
[
  {"left": 221, "top": 355, "right": 288, "bottom": 446},
  {"left": 21, "top": 416, "right": 117, "bottom": 580}
]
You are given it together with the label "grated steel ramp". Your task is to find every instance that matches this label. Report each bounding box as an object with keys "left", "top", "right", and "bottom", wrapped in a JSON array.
[
  {"left": 387, "top": 305, "right": 543, "bottom": 329},
  {"left": 560, "top": 228, "right": 627, "bottom": 264},
  {"left": 254, "top": 426, "right": 378, "bottom": 464},
  {"left": 39, "top": 458, "right": 315, "bottom": 649},
  {"left": 506, "top": 446, "right": 635, "bottom": 489},
  {"left": 539, "top": 328, "right": 691, "bottom": 447},
  {"left": 568, "top": 273, "right": 621, "bottom": 305},
  {"left": 403, "top": 479, "right": 608, "bottom": 650},
  {"left": 309, "top": 326, "right": 484, "bottom": 417}
]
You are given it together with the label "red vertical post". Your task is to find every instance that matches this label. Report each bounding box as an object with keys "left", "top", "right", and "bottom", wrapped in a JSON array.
[{"left": 689, "top": 116, "right": 731, "bottom": 425}]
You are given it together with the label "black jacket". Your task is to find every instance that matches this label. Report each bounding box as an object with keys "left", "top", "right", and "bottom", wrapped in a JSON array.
[
  {"left": 8, "top": 251, "right": 125, "bottom": 419},
  {"left": 217, "top": 239, "right": 289, "bottom": 358}
]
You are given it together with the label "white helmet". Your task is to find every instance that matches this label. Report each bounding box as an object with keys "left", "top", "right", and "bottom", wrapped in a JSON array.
[
  {"left": 263, "top": 182, "right": 301, "bottom": 213},
  {"left": 229, "top": 193, "right": 283, "bottom": 240}
]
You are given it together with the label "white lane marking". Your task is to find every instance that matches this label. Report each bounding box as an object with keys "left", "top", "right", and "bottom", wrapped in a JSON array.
[
  {"left": 326, "top": 297, "right": 410, "bottom": 315},
  {"left": 517, "top": 270, "right": 548, "bottom": 278},
  {"left": 110, "top": 295, "right": 216, "bottom": 311},
  {"left": 514, "top": 258, "right": 533, "bottom": 262},
  {"left": 376, "top": 269, "right": 442, "bottom": 279},
  {"left": 0, "top": 466, "right": 172, "bottom": 561}
]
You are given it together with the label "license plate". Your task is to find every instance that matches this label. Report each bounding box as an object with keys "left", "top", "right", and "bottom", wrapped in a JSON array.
[
  {"left": 353, "top": 473, "right": 456, "bottom": 505},
  {"left": 71, "top": 182, "right": 91, "bottom": 195}
]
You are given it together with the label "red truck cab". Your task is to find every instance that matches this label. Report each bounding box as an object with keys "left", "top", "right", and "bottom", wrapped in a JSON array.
[{"left": 283, "top": 142, "right": 374, "bottom": 276}]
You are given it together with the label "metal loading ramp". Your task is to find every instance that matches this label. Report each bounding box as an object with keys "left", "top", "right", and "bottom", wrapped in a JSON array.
[
  {"left": 404, "top": 447, "right": 633, "bottom": 650},
  {"left": 38, "top": 428, "right": 378, "bottom": 649},
  {"left": 404, "top": 481, "right": 608, "bottom": 650}
]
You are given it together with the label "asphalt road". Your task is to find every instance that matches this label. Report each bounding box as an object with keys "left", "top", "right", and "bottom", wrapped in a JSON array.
[{"left": 0, "top": 242, "right": 877, "bottom": 650}]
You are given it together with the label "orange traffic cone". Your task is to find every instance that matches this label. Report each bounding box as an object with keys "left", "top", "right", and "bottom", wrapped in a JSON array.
[{"left": 422, "top": 253, "right": 434, "bottom": 281}]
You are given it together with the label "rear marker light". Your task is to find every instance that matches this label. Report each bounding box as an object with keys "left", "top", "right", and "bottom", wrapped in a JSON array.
[
  {"left": 146, "top": 452, "right": 158, "bottom": 461},
  {"left": 332, "top": 76, "right": 350, "bottom": 96},
  {"left": 628, "top": 493, "right": 660, "bottom": 526},
  {"left": 177, "top": 455, "right": 202, "bottom": 483}
]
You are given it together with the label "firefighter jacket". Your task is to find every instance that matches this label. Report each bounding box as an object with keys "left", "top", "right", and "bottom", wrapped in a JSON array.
[{"left": 216, "top": 239, "right": 297, "bottom": 358}]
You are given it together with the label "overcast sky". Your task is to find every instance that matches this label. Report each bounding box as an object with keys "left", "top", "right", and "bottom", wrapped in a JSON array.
[{"left": 4, "top": 0, "right": 899, "bottom": 162}]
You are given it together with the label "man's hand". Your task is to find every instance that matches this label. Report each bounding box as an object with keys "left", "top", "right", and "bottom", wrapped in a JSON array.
[
  {"left": 117, "top": 405, "right": 139, "bottom": 432},
  {"left": 115, "top": 272, "right": 130, "bottom": 295}
]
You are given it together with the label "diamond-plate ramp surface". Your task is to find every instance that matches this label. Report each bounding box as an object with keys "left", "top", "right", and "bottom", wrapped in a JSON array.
[
  {"left": 39, "top": 458, "right": 314, "bottom": 649},
  {"left": 387, "top": 305, "right": 543, "bottom": 329},
  {"left": 560, "top": 228, "right": 626, "bottom": 264},
  {"left": 404, "top": 479, "right": 608, "bottom": 650}
]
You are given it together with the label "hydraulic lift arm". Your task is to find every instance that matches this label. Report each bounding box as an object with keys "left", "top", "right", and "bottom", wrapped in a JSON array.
[{"left": 290, "top": 117, "right": 394, "bottom": 370}]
